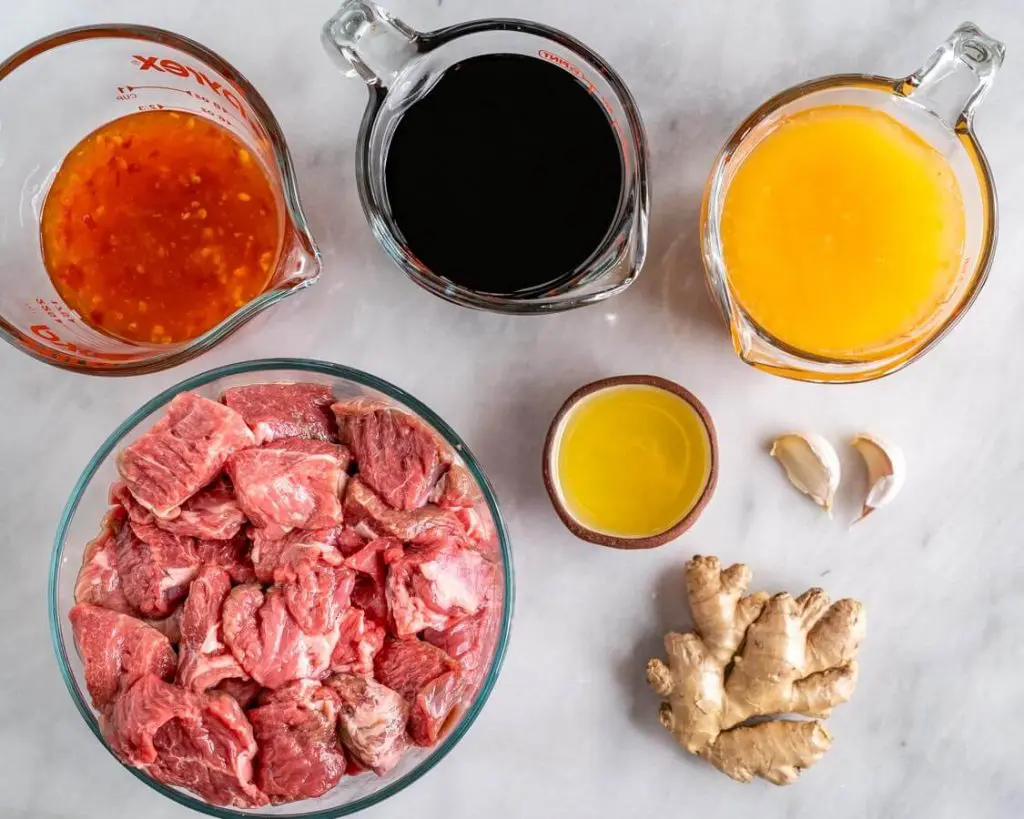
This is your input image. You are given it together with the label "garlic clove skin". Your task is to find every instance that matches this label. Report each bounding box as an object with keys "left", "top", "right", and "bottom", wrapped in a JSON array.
[
  {"left": 851, "top": 433, "right": 906, "bottom": 524},
  {"left": 770, "top": 433, "right": 842, "bottom": 516}
]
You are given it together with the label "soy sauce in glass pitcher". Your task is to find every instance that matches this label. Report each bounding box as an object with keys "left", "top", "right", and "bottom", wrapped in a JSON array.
[
  {"left": 385, "top": 54, "right": 623, "bottom": 296},
  {"left": 323, "top": 1, "right": 650, "bottom": 313}
]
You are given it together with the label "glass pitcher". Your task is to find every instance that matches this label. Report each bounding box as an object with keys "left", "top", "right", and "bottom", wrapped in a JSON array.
[
  {"left": 0, "top": 25, "right": 321, "bottom": 375},
  {"left": 322, "top": 1, "right": 650, "bottom": 314},
  {"left": 701, "top": 22, "right": 1004, "bottom": 383}
]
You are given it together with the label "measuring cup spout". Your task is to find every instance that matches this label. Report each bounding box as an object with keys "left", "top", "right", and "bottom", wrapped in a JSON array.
[{"left": 322, "top": 1, "right": 420, "bottom": 89}]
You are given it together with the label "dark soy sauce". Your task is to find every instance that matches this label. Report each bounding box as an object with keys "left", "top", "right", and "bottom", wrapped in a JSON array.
[{"left": 384, "top": 54, "right": 624, "bottom": 296}]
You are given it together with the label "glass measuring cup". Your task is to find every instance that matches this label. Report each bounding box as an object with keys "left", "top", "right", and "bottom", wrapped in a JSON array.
[
  {"left": 0, "top": 25, "right": 321, "bottom": 375},
  {"left": 701, "top": 23, "right": 1004, "bottom": 383},
  {"left": 322, "top": 1, "right": 649, "bottom": 313}
]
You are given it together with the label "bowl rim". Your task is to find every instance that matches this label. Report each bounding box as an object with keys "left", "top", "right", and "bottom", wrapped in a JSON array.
[
  {"left": 48, "top": 357, "right": 515, "bottom": 818},
  {"left": 541, "top": 374, "right": 718, "bottom": 549}
]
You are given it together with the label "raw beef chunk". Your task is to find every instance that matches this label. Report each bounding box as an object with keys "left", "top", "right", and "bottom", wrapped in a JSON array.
[
  {"left": 411, "top": 670, "right": 464, "bottom": 746},
  {"left": 248, "top": 680, "right": 346, "bottom": 802},
  {"left": 117, "top": 393, "right": 255, "bottom": 518},
  {"left": 429, "top": 464, "right": 479, "bottom": 508},
  {"left": 424, "top": 602, "right": 500, "bottom": 690},
  {"left": 215, "top": 678, "right": 263, "bottom": 709},
  {"left": 330, "top": 608, "right": 386, "bottom": 676},
  {"left": 430, "top": 464, "right": 497, "bottom": 549},
  {"left": 222, "top": 584, "right": 338, "bottom": 689},
  {"left": 110, "top": 481, "right": 151, "bottom": 524},
  {"left": 74, "top": 510, "right": 133, "bottom": 614},
  {"left": 106, "top": 674, "right": 267, "bottom": 808},
  {"left": 336, "top": 526, "right": 369, "bottom": 557},
  {"left": 115, "top": 519, "right": 201, "bottom": 618},
  {"left": 327, "top": 674, "right": 409, "bottom": 774},
  {"left": 344, "top": 478, "right": 465, "bottom": 545},
  {"left": 374, "top": 637, "right": 463, "bottom": 746},
  {"left": 223, "top": 383, "right": 337, "bottom": 444},
  {"left": 146, "top": 608, "right": 183, "bottom": 645},
  {"left": 344, "top": 537, "right": 395, "bottom": 583},
  {"left": 197, "top": 534, "right": 257, "bottom": 584},
  {"left": 70, "top": 604, "right": 176, "bottom": 710},
  {"left": 227, "top": 439, "right": 349, "bottom": 534},
  {"left": 250, "top": 526, "right": 345, "bottom": 584},
  {"left": 351, "top": 574, "right": 390, "bottom": 626},
  {"left": 385, "top": 538, "right": 495, "bottom": 636},
  {"left": 178, "top": 567, "right": 248, "bottom": 692},
  {"left": 282, "top": 562, "right": 355, "bottom": 635},
  {"left": 154, "top": 478, "right": 247, "bottom": 540},
  {"left": 344, "top": 537, "right": 395, "bottom": 626},
  {"left": 332, "top": 399, "right": 450, "bottom": 510}
]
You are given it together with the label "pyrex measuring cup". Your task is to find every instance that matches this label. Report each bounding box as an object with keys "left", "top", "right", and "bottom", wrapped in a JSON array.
[
  {"left": 701, "top": 22, "right": 1004, "bottom": 383},
  {"left": 0, "top": 25, "right": 320, "bottom": 375},
  {"left": 322, "top": 1, "right": 649, "bottom": 313}
]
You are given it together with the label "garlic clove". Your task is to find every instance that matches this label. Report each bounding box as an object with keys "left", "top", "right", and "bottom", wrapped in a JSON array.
[
  {"left": 770, "top": 433, "right": 841, "bottom": 515},
  {"left": 851, "top": 433, "right": 905, "bottom": 524}
]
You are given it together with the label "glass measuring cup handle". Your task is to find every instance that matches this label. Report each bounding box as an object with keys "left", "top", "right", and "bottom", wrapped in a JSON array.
[
  {"left": 898, "top": 22, "right": 1005, "bottom": 131},
  {"left": 322, "top": 1, "right": 420, "bottom": 88}
]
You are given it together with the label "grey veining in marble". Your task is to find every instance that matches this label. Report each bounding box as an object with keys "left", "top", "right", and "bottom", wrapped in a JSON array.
[{"left": 1, "top": 1, "right": 1023, "bottom": 818}]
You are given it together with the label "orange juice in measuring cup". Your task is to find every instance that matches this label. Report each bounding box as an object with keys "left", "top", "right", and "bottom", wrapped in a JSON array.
[
  {"left": 0, "top": 26, "right": 320, "bottom": 374},
  {"left": 702, "top": 23, "right": 1005, "bottom": 383}
]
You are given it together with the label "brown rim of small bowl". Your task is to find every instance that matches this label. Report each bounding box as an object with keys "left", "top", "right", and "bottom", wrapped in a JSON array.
[{"left": 542, "top": 375, "right": 719, "bottom": 550}]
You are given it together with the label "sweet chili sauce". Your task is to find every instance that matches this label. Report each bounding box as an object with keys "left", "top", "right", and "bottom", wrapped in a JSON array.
[{"left": 40, "top": 111, "right": 282, "bottom": 344}]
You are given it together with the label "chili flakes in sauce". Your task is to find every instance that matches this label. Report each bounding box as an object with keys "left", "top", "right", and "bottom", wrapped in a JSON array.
[{"left": 41, "top": 110, "right": 282, "bottom": 344}]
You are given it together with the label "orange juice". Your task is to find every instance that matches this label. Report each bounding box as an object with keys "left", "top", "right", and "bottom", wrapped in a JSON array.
[{"left": 720, "top": 104, "right": 965, "bottom": 358}]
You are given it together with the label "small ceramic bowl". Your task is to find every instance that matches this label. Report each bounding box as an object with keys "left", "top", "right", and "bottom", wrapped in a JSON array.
[{"left": 542, "top": 375, "right": 718, "bottom": 549}]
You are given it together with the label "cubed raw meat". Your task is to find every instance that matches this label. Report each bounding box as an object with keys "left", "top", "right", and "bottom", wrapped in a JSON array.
[
  {"left": 344, "top": 537, "right": 396, "bottom": 626},
  {"left": 146, "top": 608, "right": 183, "bottom": 645},
  {"left": 336, "top": 526, "right": 369, "bottom": 557},
  {"left": 385, "top": 538, "right": 495, "bottom": 637},
  {"left": 411, "top": 670, "right": 464, "bottom": 746},
  {"left": 248, "top": 680, "right": 346, "bottom": 802},
  {"left": 330, "top": 608, "right": 386, "bottom": 676},
  {"left": 117, "top": 393, "right": 255, "bottom": 518},
  {"left": 69, "top": 604, "right": 176, "bottom": 710},
  {"left": 223, "top": 382, "right": 337, "bottom": 444},
  {"left": 326, "top": 674, "right": 409, "bottom": 774},
  {"left": 332, "top": 399, "right": 451, "bottom": 510},
  {"left": 153, "top": 478, "right": 247, "bottom": 541},
  {"left": 423, "top": 601, "right": 500, "bottom": 691},
  {"left": 227, "top": 439, "right": 349, "bottom": 535},
  {"left": 105, "top": 674, "right": 267, "bottom": 808},
  {"left": 215, "top": 678, "right": 263, "bottom": 709},
  {"left": 374, "top": 637, "right": 459, "bottom": 698},
  {"left": 178, "top": 567, "right": 248, "bottom": 693},
  {"left": 344, "top": 537, "right": 396, "bottom": 583},
  {"left": 429, "top": 464, "right": 480, "bottom": 508},
  {"left": 74, "top": 509, "right": 133, "bottom": 615},
  {"left": 250, "top": 526, "right": 345, "bottom": 584},
  {"left": 110, "top": 481, "right": 153, "bottom": 524},
  {"left": 352, "top": 574, "right": 389, "bottom": 626},
  {"left": 282, "top": 563, "right": 355, "bottom": 635},
  {"left": 430, "top": 464, "right": 497, "bottom": 550},
  {"left": 196, "top": 534, "right": 257, "bottom": 584},
  {"left": 221, "top": 584, "right": 339, "bottom": 689},
  {"left": 374, "top": 637, "right": 463, "bottom": 746},
  {"left": 344, "top": 478, "right": 465, "bottom": 545},
  {"left": 115, "top": 519, "right": 201, "bottom": 618}
]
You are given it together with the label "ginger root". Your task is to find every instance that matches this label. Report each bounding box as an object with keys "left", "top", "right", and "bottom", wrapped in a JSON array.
[{"left": 646, "top": 555, "right": 865, "bottom": 785}]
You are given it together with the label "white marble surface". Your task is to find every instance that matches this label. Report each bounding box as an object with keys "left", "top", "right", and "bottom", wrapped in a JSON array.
[{"left": 2, "top": 1, "right": 1023, "bottom": 817}]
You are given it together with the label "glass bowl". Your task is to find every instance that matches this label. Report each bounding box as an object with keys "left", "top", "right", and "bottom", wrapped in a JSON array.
[{"left": 48, "top": 358, "right": 515, "bottom": 817}]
